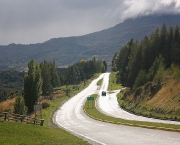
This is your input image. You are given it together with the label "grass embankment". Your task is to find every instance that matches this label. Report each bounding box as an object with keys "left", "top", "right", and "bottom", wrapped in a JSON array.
[
  {"left": 118, "top": 76, "right": 180, "bottom": 121},
  {"left": 84, "top": 72, "right": 180, "bottom": 132},
  {"left": 84, "top": 94, "right": 180, "bottom": 132},
  {"left": 0, "top": 74, "right": 101, "bottom": 145}
]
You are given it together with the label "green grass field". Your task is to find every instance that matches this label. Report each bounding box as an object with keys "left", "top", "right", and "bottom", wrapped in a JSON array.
[{"left": 0, "top": 95, "right": 91, "bottom": 145}]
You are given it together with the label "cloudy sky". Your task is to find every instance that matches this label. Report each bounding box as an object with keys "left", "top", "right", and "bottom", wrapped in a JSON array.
[{"left": 0, "top": 0, "right": 180, "bottom": 45}]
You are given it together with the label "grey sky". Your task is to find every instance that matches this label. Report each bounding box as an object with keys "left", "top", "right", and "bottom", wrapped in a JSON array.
[{"left": 0, "top": 0, "right": 180, "bottom": 45}]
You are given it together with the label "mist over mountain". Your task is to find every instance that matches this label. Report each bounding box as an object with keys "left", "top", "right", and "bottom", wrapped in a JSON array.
[{"left": 0, "top": 14, "right": 180, "bottom": 70}]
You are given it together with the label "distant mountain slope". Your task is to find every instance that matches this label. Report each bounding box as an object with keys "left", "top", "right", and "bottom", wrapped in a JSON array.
[{"left": 0, "top": 14, "right": 180, "bottom": 70}]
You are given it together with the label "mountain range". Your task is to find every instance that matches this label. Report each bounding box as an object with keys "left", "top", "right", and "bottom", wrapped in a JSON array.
[{"left": 0, "top": 14, "right": 180, "bottom": 70}]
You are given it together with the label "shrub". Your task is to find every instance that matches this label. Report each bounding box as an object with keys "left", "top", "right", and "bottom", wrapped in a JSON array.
[
  {"left": 171, "top": 63, "right": 180, "bottom": 79},
  {"left": 13, "top": 95, "right": 27, "bottom": 115},
  {"left": 42, "top": 100, "right": 51, "bottom": 109}
]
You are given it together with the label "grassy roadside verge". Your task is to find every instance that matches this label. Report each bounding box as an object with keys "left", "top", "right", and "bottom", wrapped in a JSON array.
[
  {"left": 97, "top": 78, "right": 103, "bottom": 86},
  {"left": 108, "top": 72, "right": 123, "bottom": 90},
  {"left": 0, "top": 121, "right": 90, "bottom": 145},
  {"left": 84, "top": 94, "right": 180, "bottom": 132},
  {"left": 0, "top": 74, "right": 101, "bottom": 145}
]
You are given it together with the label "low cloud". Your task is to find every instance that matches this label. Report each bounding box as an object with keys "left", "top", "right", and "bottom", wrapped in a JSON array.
[{"left": 121, "top": 0, "right": 180, "bottom": 19}]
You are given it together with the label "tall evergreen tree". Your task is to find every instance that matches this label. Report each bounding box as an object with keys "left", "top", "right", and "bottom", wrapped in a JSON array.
[
  {"left": 159, "top": 23, "right": 167, "bottom": 55},
  {"left": 165, "top": 26, "right": 174, "bottom": 67},
  {"left": 24, "top": 59, "right": 42, "bottom": 113},
  {"left": 50, "top": 61, "right": 60, "bottom": 87},
  {"left": 133, "top": 69, "right": 147, "bottom": 89},
  {"left": 173, "top": 26, "right": 180, "bottom": 65},
  {"left": 40, "top": 60, "right": 53, "bottom": 96},
  {"left": 103, "top": 61, "right": 107, "bottom": 72},
  {"left": 112, "top": 24, "right": 180, "bottom": 89}
]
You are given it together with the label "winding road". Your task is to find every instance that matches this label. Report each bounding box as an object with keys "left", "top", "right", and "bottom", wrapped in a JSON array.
[
  {"left": 54, "top": 73, "right": 180, "bottom": 145},
  {"left": 97, "top": 73, "right": 180, "bottom": 125}
]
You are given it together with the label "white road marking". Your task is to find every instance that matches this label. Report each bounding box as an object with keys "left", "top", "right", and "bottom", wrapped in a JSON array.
[{"left": 54, "top": 73, "right": 180, "bottom": 145}]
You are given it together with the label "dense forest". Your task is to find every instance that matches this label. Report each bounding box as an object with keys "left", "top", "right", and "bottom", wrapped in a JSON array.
[
  {"left": 0, "top": 71, "right": 24, "bottom": 102},
  {"left": 59, "top": 58, "right": 107, "bottom": 86},
  {"left": 112, "top": 23, "right": 180, "bottom": 89},
  {"left": 38, "top": 57, "right": 106, "bottom": 96},
  {"left": 112, "top": 23, "right": 180, "bottom": 121}
]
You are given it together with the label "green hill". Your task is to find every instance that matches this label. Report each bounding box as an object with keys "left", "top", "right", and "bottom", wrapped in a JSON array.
[
  {"left": 112, "top": 21, "right": 180, "bottom": 121},
  {"left": 1, "top": 14, "right": 180, "bottom": 70}
]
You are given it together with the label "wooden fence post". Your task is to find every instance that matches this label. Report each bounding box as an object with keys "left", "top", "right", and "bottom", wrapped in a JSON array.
[
  {"left": 40, "top": 119, "right": 44, "bottom": 126},
  {"left": 3, "top": 112, "right": 8, "bottom": 121}
]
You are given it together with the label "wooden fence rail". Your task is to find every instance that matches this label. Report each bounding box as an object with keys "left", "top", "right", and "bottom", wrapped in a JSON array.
[{"left": 0, "top": 112, "right": 44, "bottom": 126}]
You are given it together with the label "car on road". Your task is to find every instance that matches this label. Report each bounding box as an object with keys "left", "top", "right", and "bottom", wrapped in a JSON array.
[{"left": 102, "top": 91, "right": 106, "bottom": 96}]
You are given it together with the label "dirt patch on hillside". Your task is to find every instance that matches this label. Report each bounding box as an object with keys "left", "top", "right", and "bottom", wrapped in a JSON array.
[
  {"left": 0, "top": 98, "right": 15, "bottom": 112},
  {"left": 147, "top": 78, "right": 180, "bottom": 110},
  {"left": 0, "top": 91, "right": 65, "bottom": 113}
]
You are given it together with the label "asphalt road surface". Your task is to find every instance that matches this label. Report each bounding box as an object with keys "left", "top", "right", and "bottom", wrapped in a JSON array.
[
  {"left": 54, "top": 73, "right": 180, "bottom": 145},
  {"left": 97, "top": 73, "right": 180, "bottom": 125}
]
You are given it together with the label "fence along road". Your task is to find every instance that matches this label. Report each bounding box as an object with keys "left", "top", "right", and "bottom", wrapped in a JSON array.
[{"left": 54, "top": 73, "right": 180, "bottom": 145}]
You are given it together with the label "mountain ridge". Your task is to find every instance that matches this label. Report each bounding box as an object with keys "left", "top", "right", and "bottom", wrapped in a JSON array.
[{"left": 1, "top": 14, "right": 180, "bottom": 70}]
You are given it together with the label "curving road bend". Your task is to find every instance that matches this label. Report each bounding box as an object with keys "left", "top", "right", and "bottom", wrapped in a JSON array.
[
  {"left": 97, "top": 73, "right": 180, "bottom": 125},
  {"left": 54, "top": 73, "right": 180, "bottom": 145}
]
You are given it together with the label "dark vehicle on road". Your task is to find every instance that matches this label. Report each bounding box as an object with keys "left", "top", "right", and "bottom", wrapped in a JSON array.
[{"left": 102, "top": 91, "right": 106, "bottom": 96}]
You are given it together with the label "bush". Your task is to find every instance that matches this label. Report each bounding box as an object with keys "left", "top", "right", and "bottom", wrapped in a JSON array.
[
  {"left": 171, "top": 63, "right": 180, "bottom": 79},
  {"left": 13, "top": 95, "right": 27, "bottom": 115},
  {"left": 42, "top": 100, "right": 51, "bottom": 109}
]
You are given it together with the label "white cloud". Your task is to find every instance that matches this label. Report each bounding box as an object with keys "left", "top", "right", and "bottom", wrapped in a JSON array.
[
  {"left": 175, "top": 0, "right": 180, "bottom": 8},
  {"left": 121, "top": 0, "right": 180, "bottom": 19}
]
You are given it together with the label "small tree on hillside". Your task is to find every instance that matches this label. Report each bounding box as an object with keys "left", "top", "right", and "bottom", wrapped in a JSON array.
[
  {"left": 152, "top": 55, "right": 165, "bottom": 84},
  {"left": 133, "top": 69, "right": 147, "bottom": 89},
  {"left": 13, "top": 95, "right": 27, "bottom": 115}
]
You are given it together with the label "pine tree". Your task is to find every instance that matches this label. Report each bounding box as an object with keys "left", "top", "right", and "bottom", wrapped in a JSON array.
[
  {"left": 133, "top": 69, "right": 147, "bottom": 89},
  {"left": 173, "top": 26, "right": 180, "bottom": 65},
  {"left": 165, "top": 26, "right": 174, "bottom": 67}
]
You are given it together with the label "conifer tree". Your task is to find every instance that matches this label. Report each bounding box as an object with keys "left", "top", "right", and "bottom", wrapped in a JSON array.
[
  {"left": 24, "top": 59, "right": 42, "bottom": 113},
  {"left": 40, "top": 60, "right": 53, "bottom": 95}
]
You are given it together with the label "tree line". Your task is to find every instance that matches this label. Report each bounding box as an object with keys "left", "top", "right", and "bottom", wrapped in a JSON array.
[
  {"left": 112, "top": 23, "right": 180, "bottom": 89},
  {"left": 59, "top": 58, "right": 107, "bottom": 86},
  {"left": 0, "top": 71, "right": 24, "bottom": 102},
  {"left": 23, "top": 58, "right": 107, "bottom": 113}
]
